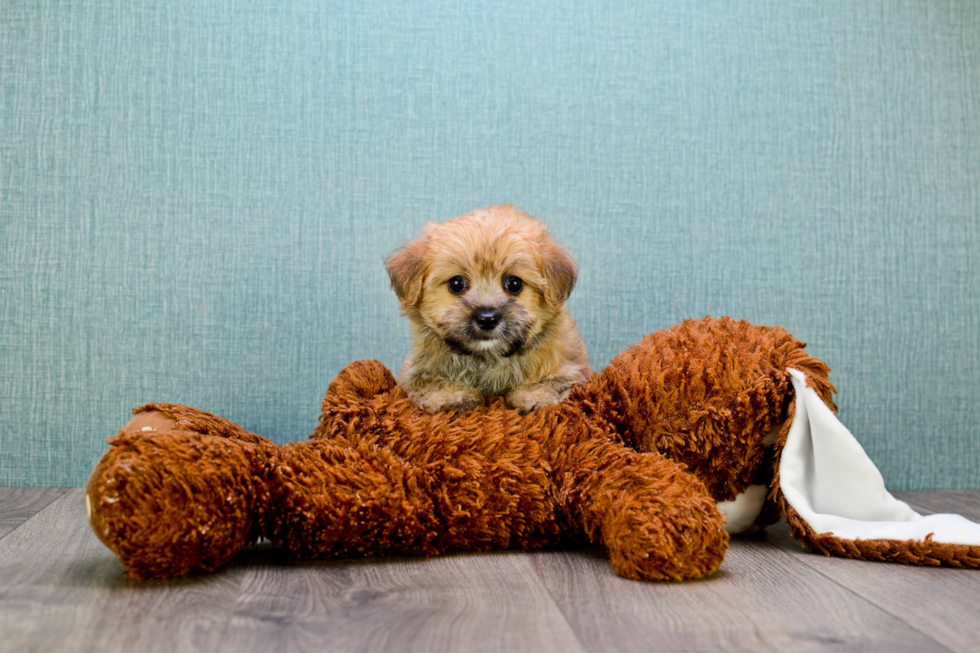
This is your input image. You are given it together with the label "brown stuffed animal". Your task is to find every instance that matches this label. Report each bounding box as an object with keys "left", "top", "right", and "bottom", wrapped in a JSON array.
[{"left": 86, "top": 317, "right": 980, "bottom": 581}]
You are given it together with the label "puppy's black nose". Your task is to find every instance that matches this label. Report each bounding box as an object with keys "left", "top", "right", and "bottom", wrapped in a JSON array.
[{"left": 474, "top": 308, "right": 502, "bottom": 331}]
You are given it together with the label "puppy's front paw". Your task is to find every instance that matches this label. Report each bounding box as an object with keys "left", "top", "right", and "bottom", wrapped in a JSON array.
[
  {"left": 410, "top": 387, "right": 485, "bottom": 414},
  {"left": 505, "top": 385, "right": 564, "bottom": 414}
]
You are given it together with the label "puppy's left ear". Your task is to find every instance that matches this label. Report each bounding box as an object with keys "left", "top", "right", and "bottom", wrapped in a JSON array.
[
  {"left": 384, "top": 236, "right": 428, "bottom": 306},
  {"left": 540, "top": 240, "right": 578, "bottom": 308}
]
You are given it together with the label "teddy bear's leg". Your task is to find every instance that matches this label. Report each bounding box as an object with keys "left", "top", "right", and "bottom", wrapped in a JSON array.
[
  {"left": 86, "top": 406, "right": 280, "bottom": 579},
  {"left": 557, "top": 440, "right": 729, "bottom": 581},
  {"left": 268, "top": 438, "right": 452, "bottom": 559}
]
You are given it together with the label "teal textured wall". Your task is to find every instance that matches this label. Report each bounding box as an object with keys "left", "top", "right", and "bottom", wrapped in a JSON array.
[{"left": 2, "top": 0, "right": 979, "bottom": 488}]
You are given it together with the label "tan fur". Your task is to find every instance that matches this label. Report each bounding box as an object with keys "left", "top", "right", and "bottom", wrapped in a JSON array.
[{"left": 385, "top": 206, "right": 592, "bottom": 413}]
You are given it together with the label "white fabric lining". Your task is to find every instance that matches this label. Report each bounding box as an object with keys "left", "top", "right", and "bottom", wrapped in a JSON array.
[
  {"left": 717, "top": 484, "right": 768, "bottom": 534},
  {"left": 779, "top": 368, "right": 980, "bottom": 546}
]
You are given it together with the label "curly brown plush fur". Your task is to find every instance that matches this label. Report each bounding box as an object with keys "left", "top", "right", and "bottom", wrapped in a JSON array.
[{"left": 86, "top": 317, "right": 836, "bottom": 581}]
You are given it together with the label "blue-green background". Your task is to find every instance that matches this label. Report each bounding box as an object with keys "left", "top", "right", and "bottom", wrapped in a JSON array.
[{"left": 2, "top": 1, "right": 978, "bottom": 488}]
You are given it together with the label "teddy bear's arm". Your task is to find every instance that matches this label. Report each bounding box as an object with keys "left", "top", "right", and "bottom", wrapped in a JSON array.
[{"left": 552, "top": 438, "right": 729, "bottom": 581}]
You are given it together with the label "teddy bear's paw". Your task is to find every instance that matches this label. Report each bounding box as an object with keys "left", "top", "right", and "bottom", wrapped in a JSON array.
[
  {"left": 122, "top": 410, "right": 178, "bottom": 436},
  {"left": 410, "top": 387, "right": 485, "bottom": 414},
  {"left": 505, "top": 385, "right": 564, "bottom": 414},
  {"left": 603, "top": 501, "right": 729, "bottom": 582}
]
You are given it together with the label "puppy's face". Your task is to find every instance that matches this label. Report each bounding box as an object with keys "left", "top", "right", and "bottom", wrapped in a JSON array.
[{"left": 386, "top": 207, "right": 577, "bottom": 358}]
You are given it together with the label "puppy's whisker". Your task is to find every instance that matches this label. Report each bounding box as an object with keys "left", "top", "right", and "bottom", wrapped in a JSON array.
[{"left": 443, "top": 335, "right": 476, "bottom": 357}]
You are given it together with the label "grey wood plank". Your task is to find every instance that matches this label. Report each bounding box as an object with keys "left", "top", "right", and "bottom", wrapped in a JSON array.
[
  {"left": 763, "top": 489, "right": 980, "bottom": 653},
  {"left": 2, "top": 486, "right": 974, "bottom": 653},
  {"left": 218, "top": 546, "right": 588, "bottom": 653},
  {"left": 0, "top": 488, "right": 247, "bottom": 653},
  {"left": 0, "top": 487, "right": 68, "bottom": 540},
  {"left": 531, "top": 537, "right": 951, "bottom": 653}
]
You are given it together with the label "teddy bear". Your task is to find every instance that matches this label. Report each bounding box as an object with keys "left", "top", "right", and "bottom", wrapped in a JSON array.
[{"left": 85, "top": 317, "right": 980, "bottom": 581}]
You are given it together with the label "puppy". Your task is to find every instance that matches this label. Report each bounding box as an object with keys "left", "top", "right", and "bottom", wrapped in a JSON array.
[{"left": 385, "top": 206, "right": 592, "bottom": 414}]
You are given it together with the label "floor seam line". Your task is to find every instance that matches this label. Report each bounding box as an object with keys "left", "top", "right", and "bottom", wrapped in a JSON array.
[
  {"left": 0, "top": 486, "right": 72, "bottom": 544},
  {"left": 755, "top": 534, "right": 959, "bottom": 653},
  {"left": 527, "top": 553, "right": 599, "bottom": 653}
]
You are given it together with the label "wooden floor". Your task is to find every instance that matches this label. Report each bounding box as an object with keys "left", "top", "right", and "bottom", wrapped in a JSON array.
[{"left": 1, "top": 488, "right": 979, "bottom": 653}]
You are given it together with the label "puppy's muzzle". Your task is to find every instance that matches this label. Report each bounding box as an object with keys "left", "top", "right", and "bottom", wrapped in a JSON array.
[{"left": 473, "top": 307, "right": 502, "bottom": 332}]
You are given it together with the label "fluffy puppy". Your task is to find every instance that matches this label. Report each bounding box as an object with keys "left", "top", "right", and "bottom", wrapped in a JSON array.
[{"left": 385, "top": 206, "right": 592, "bottom": 414}]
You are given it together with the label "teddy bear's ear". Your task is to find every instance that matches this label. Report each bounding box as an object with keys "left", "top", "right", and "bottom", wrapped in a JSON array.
[
  {"left": 384, "top": 236, "right": 429, "bottom": 306},
  {"left": 540, "top": 239, "right": 578, "bottom": 308},
  {"left": 327, "top": 360, "right": 397, "bottom": 400}
]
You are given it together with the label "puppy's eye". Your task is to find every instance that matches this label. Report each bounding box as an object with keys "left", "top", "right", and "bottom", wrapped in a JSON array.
[
  {"left": 503, "top": 275, "right": 524, "bottom": 295},
  {"left": 447, "top": 275, "right": 469, "bottom": 295}
]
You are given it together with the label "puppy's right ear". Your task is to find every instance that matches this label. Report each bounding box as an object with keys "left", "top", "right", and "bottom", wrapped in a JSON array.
[{"left": 384, "top": 236, "right": 428, "bottom": 306}]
